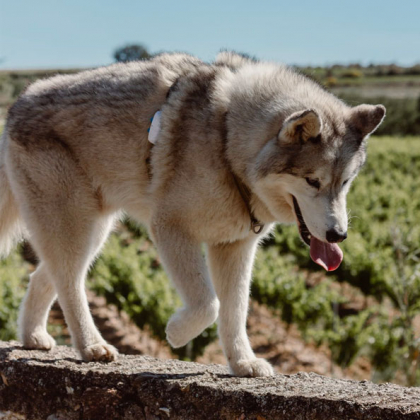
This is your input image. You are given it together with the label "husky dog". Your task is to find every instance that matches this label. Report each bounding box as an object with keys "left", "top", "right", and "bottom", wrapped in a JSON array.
[{"left": 0, "top": 52, "right": 385, "bottom": 377}]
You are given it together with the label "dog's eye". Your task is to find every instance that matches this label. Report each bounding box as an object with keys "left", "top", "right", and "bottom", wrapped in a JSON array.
[
  {"left": 305, "top": 177, "right": 320, "bottom": 189},
  {"left": 342, "top": 179, "right": 350, "bottom": 187}
]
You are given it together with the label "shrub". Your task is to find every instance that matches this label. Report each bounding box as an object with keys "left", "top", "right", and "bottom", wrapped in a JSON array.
[
  {"left": 341, "top": 69, "right": 363, "bottom": 79},
  {"left": 0, "top": 251, "right": 28, "bottom": 340}
]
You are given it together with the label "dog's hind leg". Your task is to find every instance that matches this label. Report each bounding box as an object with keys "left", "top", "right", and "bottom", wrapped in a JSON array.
[
  {"left": 207, "top": 238, "right": 274, "bottom": 377},
  {"left": 18, "top": 263, "right": 57, "bottom": 350},
  {"left": 8, "top": 141, "right": 117, "bottom": 361},
  {"left": 151, "top": 223, "right": 220, "bottom": 348},
  {"left": 27, "top": 212, "right": 116, "bottom": 361},
  {"left": 18, "top": 215, "right": 115, "bottom": 352},
  {"left": 49, "top": 215, "right": 117, "bottom": 361}
]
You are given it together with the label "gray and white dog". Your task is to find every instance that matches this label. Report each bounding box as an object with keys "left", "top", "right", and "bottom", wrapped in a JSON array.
[{"left": 0, "top": 52, "right": 385, "bottom": 376}]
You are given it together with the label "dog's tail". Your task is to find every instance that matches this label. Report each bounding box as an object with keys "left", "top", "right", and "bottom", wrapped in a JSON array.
[{"left": 0, "top": 127, "right": 26, "bottom": 257}]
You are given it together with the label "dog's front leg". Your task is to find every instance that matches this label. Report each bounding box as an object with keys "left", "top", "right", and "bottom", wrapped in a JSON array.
[
  {"left": 151, "top": 222, "right": 220, "bottom": 348},
  {"left": 207, "top": 238, "right": 274, "bottom": 377}
]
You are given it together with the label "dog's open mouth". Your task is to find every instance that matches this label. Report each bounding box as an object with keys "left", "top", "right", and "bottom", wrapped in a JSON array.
[{"left": 292, "top": 196, "right": 343, "bottom": 272}]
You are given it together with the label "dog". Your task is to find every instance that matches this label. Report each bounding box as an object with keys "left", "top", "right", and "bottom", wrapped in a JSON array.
[{"left": 0, "top": 51, "right": 385, "bottom": 377}]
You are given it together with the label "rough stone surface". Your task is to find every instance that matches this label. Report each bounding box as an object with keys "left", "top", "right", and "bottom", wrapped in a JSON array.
[{"left": 1, "top": 341, "right": 420, "bottom": 419}]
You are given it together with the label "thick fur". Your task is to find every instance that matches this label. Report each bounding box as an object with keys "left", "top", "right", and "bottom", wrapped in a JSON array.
[{"left": 1, "top": 52, "right": 385, "bottom": 376}]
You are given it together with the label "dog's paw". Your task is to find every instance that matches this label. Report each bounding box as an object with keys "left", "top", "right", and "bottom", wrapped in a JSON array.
[
  {"left": 23, "top": 330, "right": 56, "bottom": 350},
  {"left": 166, "top": 304, "right": 219, "bottom": 348},
  {"left": 230, "top": 358, "right": 274, "bottom": 377},
  {"left": 165, "top": 310, "right": 194, "bottom": 348},
  {"left": 80, "top": 342, "right": 118, "bottom": 362},
  {"left": 166, "top": 326, "right": 190, "bottom": 348}
]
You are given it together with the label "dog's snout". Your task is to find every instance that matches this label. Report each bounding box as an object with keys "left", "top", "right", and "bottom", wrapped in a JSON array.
[{"left": 326, "top": 229, "right": 347, "bottom": 243}]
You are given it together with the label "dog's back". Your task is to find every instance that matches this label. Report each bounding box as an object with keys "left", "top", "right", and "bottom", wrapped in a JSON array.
[
  {"left": 5, "top": 53, "right": 204, "bottom": 217},
  {"left": 7, "top": 53, "right": 202, "bottom": 148}
]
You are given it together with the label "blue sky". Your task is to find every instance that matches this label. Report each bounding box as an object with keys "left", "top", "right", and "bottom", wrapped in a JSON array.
[{"left": 1, "top": 0, "right": 419, "bottom": 69}]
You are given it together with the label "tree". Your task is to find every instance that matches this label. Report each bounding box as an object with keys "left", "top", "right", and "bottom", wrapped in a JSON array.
[{"left": 113, "top": 44, "right": 151, "bottom": 63}]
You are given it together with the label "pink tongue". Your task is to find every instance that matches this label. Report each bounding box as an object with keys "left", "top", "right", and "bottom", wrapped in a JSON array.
[{"left": 310, "top": 237, "right": 343, "bottom": 271}]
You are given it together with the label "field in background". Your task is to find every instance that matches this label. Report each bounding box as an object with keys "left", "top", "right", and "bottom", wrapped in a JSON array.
[{"left": 0, "top": 134, "right": 418, "bottom": 384}]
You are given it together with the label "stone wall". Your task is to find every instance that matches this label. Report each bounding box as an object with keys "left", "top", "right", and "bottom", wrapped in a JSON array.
[{"left": 1, "top": 341, "right": 420, "bottom": 419}]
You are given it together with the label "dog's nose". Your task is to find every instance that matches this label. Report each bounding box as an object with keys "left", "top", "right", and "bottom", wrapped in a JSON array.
[{"left": 326, "top": 229, "right": 347, "bottom": 243}]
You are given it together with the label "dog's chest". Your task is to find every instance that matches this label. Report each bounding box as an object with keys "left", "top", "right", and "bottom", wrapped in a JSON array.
[{"left": 176, "top": 175, "right": 254, "bottom": 243}]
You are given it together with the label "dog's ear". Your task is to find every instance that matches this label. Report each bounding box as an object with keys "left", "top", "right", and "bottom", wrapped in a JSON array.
[
  {"left": 349, "top": 104, "right": 386, "bottom": 138},
  {"left": 278, "top": 109, "right": 322, "bottom": 144}
]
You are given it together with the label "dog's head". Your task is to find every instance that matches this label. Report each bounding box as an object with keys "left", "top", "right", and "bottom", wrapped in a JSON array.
[{"left": 253, "top": 104, "right": 385, "bottom": 271}]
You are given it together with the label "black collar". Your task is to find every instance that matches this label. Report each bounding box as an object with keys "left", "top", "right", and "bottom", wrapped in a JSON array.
[
  {"left": 221, "top": 112, "right": 264, "bottom": 235},
  {"left": 231, "top": 172, "right": 265, "bottom": 234}
]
